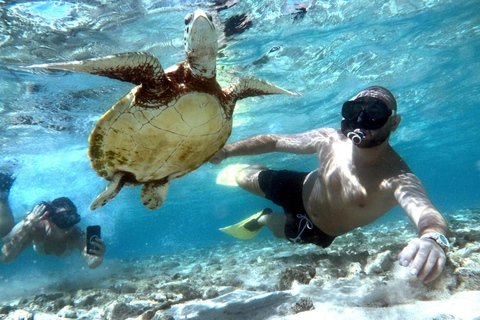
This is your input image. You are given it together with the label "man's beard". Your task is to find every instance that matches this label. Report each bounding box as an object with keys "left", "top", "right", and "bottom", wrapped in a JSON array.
[{"left": 355, "top": 127, "right": 391, "bottom": 148}]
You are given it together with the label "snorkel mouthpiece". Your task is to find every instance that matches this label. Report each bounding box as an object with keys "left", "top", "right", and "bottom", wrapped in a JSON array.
[{"left": 347, "top": 129, "right": 365, "bottom": 145}]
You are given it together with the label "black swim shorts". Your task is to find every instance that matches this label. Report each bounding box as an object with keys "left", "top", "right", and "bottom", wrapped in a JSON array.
[{"left": 258, "top": 170, "right": 335, "bottom": 248}]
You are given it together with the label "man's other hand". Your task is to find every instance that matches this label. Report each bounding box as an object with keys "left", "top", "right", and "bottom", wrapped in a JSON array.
[{"left": 398, "top": 237, "right": 447, "bottom": 282}]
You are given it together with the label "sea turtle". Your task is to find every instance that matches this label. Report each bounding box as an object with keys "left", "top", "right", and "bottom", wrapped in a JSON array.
[{"left": 30, "top": 9, "right": 300, "bottom": 211}]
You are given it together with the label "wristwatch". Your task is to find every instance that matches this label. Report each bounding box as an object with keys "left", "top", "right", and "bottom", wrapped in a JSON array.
[{"left": 420, "top": 233, "right": 450, "bottom": 251}]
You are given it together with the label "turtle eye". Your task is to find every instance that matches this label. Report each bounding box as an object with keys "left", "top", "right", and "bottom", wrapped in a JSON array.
[
  {"left": 269, "top": 46, "right": 281, "bottom": 53},
  {"left": 205, "top": 12, "right": 213, "bottom": 22},
  {"left": 185, "top": 13, "right": 193, "bottom": 25}
]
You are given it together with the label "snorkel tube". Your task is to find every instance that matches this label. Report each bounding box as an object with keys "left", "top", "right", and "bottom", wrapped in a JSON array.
[
  {"left": 341, "top": 119, "right": 365, "bottom": 145},
  {"left": 347, "top": 129, "right": 365, "bottom": 145}
]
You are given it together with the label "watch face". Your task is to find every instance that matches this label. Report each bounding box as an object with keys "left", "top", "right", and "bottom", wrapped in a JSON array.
[{"left": 438, "top": 234, "right": 450, "bottom": 247}]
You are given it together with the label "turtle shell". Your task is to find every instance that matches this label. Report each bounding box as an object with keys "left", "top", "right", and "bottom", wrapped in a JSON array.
[{"left": 88, "top": 86, "right": 231, "bottom": 185}]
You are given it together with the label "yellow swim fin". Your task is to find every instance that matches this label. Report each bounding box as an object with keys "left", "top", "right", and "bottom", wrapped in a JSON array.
[
  {"left": 216, "top": 164, "right": 249, "bottom": 186},
  {"left": 219, "top": 209, "right": 272, "bottom": 240}
]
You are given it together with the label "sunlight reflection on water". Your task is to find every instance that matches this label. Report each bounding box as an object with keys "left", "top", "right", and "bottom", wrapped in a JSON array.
[{"left": 9, "top": 1, "right": 81, "bottom": 29}]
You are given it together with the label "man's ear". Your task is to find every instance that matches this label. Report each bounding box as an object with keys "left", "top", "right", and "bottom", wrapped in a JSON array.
[{"left": 390, "top": 115, "right": 401, "bottom": 132}]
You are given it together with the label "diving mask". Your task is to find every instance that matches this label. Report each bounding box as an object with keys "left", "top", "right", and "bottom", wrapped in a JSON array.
[{"left": 341, "top": 97, "right": 393, "bottom": 130}]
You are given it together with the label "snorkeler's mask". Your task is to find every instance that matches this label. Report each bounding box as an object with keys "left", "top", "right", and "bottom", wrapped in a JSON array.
[
  {"left": 40, "top": 197, "right": 81, "bottom": 229},
  {"left": 342, "top": 97, "right": 393, "bottom": 130},
  {"left": 341, "top": 97, "right": 394, "bottom": 145},
  {"left": 342, "top": 97, "right": 393, "bottom": 144}
]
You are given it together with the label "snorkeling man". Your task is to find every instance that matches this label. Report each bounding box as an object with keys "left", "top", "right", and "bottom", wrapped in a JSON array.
[
  {"left": 0, "top": 173, "right": 106, "bottom": 269},
  {"left": 210, "top": 86, "right": 449, "bottom": 283}
]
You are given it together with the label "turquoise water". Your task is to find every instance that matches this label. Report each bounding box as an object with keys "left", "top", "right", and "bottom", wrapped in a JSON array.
[{"left": 0, "top": 0, "right": 479, "bottom": 305}]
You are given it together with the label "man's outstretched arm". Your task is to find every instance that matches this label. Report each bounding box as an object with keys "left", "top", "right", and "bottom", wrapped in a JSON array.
[
  {"left": 210, "top": 128, "right": 336, "bottom": 164},
  {"left": 394, "top": 173, "right": 449, "bottom": 282},
  {"left": 1, "top": 204, "right": 47, "bottom": 263}
]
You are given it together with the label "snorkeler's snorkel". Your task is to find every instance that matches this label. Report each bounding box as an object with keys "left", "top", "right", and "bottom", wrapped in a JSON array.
[
  {"left": 346, "top": 129, "right": 365, "bottom": 145},
  {"left": 341, "top": 119, "right": 365, "bottom": 145}
]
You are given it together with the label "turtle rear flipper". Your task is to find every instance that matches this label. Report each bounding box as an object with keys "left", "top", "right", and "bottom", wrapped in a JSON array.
[
  {"left": 29, "top": 52, "right": 168, "bottom": 91},
  {"left": 90, "top": 172, "right": 127, "bottom": 211},
  {"left": 140, "top": 180, "right": 170, "bottom": 210}
]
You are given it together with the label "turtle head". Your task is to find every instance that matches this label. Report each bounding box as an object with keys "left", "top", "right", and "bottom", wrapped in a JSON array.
[{"left": 184, "top": 9, "right": 217, "bottom": 79}]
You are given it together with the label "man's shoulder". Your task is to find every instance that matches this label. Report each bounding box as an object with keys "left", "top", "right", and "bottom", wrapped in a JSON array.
[
  {"left": 66, "top": 226, "right": 86, "bottom": 249},
  {"left": 309, "top": 127, "right": 340, "bottom": 134},
  {"left": 70, "top": 226, "right": 85, "bottom": 238},
  {"left": 377, "top": 151, "right": 416, "bottom": 188},
  {"left": 305, "top": 128, "right": 342, "bottom": 140},
  {"left": 387, "top": 148, "right": 413, "bottom": 173}
]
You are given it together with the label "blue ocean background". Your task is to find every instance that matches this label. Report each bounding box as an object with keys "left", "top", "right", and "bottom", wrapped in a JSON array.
[{"left": 0, "top": 0, "right": 479, "bottom": 302}]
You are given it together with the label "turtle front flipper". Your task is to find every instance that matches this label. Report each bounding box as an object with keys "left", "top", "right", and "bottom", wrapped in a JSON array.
[
  {"left": 29, "top": 52, "right": 168, "bottom": 91},
  {"left": 140, "top": 179, "right": 171, "bottom": 210},
  {"left": 225, "top": 76, "right": 302, "bottom": 102},
  {"left": 90, "top": 172, "right": 127, "bottom": 211}
]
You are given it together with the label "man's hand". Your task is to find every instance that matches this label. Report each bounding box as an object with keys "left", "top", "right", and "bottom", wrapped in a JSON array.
[
  {"left": 209, "top": 148, "right": 227, "bottom": 164},
  {"left": 398, "top": 237, "right": 447, "bottom": 282},
  {"left": 1, "top": 204, "right": 49, "bottom": 263},
  {"left": 88, "top": 238, "right": 106, "bottom": 257},
  {"left": 24, "top": 204, "right": 49, "bottom": 229},
  {"left": 83, "top": 237, "right": 106, "bottom": 269}
]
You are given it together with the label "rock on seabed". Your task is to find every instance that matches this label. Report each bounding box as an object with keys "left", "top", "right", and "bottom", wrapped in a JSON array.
[{"left": 1, "top": 209, "right": 480, "bottom": 319}]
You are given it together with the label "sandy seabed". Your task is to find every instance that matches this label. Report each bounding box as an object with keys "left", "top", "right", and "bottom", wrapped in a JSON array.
[{"left": 1, "top": 208, "right": 480, "bottom": 320}]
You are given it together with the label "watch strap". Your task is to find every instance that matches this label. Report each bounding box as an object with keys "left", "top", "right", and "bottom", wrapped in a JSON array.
[{"left": 420, "top": 232, "right": 450, "bottom": 251}]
